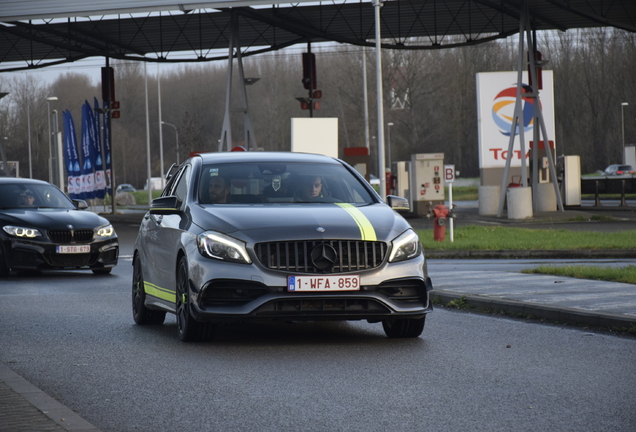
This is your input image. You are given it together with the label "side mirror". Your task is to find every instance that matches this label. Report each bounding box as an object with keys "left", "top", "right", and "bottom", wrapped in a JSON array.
[
  {"left": 73, "top": 199, "right": 88, "bottom": 210},
  {"left": 150, "top": 196, "right": 181, "bottom": 214},
  {"left": 386, "top": 195, "right": 410, "bottom": 211}
]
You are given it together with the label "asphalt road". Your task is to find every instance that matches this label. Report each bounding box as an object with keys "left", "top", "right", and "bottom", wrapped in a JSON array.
[{"left": 0, "top": 220, "right": 635, "bottom": 431}]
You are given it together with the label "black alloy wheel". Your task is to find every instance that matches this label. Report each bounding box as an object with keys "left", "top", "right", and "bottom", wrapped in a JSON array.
[
  {"left": 175, "top": 256, "right": 214, "bottom": 342},
  {"left": 132, "top": 255, "right": 166, "bottom": 325}
]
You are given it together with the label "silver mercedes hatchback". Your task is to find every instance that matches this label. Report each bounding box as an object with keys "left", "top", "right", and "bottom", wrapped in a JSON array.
[{"left": 132, "top": 152, "right": 433, "bottom": 341}]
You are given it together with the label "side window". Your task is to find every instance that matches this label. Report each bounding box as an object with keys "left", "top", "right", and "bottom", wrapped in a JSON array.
[
  {"left": 161, "top": 171, "right": 180, "bottom": 197},
  {"left": 173, "top": 165, "right": 191, "bottom": 202}
]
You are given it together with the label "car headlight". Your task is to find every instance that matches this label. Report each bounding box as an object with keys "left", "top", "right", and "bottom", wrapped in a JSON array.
[
  {"left": 388, "top": 229, "right": 422, "bottom": 263},
  {"left": 97, "top": 224, "right": 116, "bottom": 238},
  {"left": 3, "top": 225, "right": 42, "bottom": 238},
  {"left": 197, "top": 231, "right": 252, "bottom": 264}
]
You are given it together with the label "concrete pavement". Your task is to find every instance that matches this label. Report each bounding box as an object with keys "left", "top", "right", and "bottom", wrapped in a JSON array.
[{"left": 2, "top": 203, "right": 635, "bottom": 431}]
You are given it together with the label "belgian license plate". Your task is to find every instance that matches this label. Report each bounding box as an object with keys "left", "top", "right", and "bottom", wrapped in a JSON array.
[
  {"left": 56, "top": 245, "right": 91, "bottom": 254},
  {"left": 287, "top": 275, "right": 360, "bottom": 292}
]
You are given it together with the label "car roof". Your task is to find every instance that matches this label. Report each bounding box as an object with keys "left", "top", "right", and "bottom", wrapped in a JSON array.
[
  {"left": 0, "top": 177, "right": 50, "bottom": 186},
  {"left": 194, "top": 151, "right": 341, "bottom": 165}
]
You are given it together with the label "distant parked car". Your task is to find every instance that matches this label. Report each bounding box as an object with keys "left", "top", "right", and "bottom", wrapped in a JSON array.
[
  {"left": 603, "top": 164, "right": 635, "bottom": 176},
  {"left": 143, "top": 177, "right": 164, "bottom": 191},
  {"left": 116, "top": 184, "right": 136, "bottom": 193}
]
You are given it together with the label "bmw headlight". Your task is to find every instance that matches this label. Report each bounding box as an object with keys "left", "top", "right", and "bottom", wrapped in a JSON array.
[
  {"left": 3, "top": 225, "right": 42, "bottom": 238},
  {"left": 389, "top": 229, "right": 422, "bottom": 263},
  {"left": 197, "top": 231, "right": 252, "bottom": 264},
  {"left": 97, "top": 224, "right": 116, "bottom": 238}
]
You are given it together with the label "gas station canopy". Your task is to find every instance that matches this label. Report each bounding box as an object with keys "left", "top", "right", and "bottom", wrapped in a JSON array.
[{"left": 1, "top": 0, "right": 635, "bottom": 72}]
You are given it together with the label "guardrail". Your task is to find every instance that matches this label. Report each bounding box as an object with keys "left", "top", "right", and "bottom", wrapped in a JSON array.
[{"left": 580, "top": 176, "right": 636, "bottom": 207}]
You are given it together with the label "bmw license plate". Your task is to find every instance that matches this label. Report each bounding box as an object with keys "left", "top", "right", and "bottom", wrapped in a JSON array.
[
  {"left": 287, "top": 275, "right": 360, "bottom": 292},
  {"left": 56, "top": 245, "right": 91, "bottom": 254}
]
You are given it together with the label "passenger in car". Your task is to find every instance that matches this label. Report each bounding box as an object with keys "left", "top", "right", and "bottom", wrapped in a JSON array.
[{"left": 208, "top": 176, "right": 231, "bottom": 204}]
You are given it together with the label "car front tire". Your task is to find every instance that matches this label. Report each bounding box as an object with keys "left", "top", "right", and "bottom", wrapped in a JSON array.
[
  {"left": 176, "top": 256, "right": 215, "bottom": 342},
  {"left": 92, "top": 268, "right": 112, "bottom": 275},
  {"left": 132, "top": 256, "right": 166, "bottom": 325},
  {"left": 382, "top": 316, "right": 426, "bottom": 338},
  {"left": 0, "top": 250, "right": 9, "bottom": 278}
]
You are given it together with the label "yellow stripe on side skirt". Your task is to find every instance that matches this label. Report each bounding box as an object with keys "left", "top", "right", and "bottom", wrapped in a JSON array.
[
  {"left": 335, "top": 203, "right": 377, "bottom": 241},
  {"left": 144, "top": 282, "right": 176, "bottom": 303}
]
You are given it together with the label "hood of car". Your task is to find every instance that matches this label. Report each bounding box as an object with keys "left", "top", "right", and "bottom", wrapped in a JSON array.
[
  {"left": 191, "top": 203, "right": 410, "bottom": 243},
  {"left": 0, "top": 208, "right": 111, "bottom": 231}
]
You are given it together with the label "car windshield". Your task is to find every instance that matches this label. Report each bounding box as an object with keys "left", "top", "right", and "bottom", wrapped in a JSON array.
[
  {"left": 198, "top": 162, "right": 376, "bottom": 205},
  {"left": 0, "top": 183, "right": 75, "bottom": 209}
]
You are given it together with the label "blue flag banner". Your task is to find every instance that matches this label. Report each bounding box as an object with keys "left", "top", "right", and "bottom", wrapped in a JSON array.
[
  {"left": 102, "top": 100, "right": 112, "bottom": 196},
  {"left": 62, "top": 111, "right": 81, "bottom": 199},
  {"left": 80, "top": 101, "right": 96, "bottom": 200},
  {"left": 93, "top": 98, "right": 106, "bottom": 199}
]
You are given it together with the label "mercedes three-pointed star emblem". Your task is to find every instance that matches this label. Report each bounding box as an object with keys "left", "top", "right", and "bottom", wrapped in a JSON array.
[{"left": 310, "top": 243, "right": 338, "bottom": 272}]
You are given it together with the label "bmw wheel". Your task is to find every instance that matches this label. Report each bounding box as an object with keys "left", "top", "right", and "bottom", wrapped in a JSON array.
[
  {"left": 175, "top": 256, "right": 214, "bottom": 342},
  {"left": 382, "top": 316, "right": 425, "bottom": 338},
  {"left": 0, "top": 250, "right": 9, "bottom": 278},
  {"left": 92, "top": 267, "right": 112, "bottom": 275},
  {"left": 132, "top": 255, "right": 166, "bottom": 325}
]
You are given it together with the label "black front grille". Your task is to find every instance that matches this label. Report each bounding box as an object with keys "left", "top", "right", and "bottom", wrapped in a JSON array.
[
  {"left": 200, "top": 280, "right": 269, "bottom": 308},
  {"left": 46, "top": 254, "right": 96, "bottom": 267},
  {"left": 48, "top": 229, "right": 94, "bottom": 243},
  {"left": 256, "top": 298, "right": 390, "bottom": 315},
  {"left": 255, "top": 240, "right": 387, "bottom": 273}
]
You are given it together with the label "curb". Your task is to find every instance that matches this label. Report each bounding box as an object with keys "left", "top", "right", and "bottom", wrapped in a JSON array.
[
  {"left": 0, "top": 363, "right": 101, "bottom": 432},
  {"left": 430, "top": 290, "right": 636, "bottom": 330},
  {"left": 425, "top": 249, "right": 636, "bottom": 259}
]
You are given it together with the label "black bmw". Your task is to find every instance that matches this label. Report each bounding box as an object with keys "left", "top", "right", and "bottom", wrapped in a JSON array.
[
  {"left": 0, "top": 178, "right": 119, "bottom": 276},
  {"left": 133, "top": 152, "right": 433, "bottom": 341}
]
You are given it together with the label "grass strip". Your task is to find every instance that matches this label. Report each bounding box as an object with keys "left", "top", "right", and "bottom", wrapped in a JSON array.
[
  {"left": 522, "top": 265, "right": 636, "bottom": 284},
  {"left": 417, "top": 225, "right": 636, "bottom": 250},
  {"left": 445, "top": 186, "right": 478, "bottom": 201}
]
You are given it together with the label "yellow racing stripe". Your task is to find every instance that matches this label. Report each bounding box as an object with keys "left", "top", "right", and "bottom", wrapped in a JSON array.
[
  {"left": 335, "top": 203, "right": 377, "bottom": 241},
  {"left": 144, "top": 281, "right": 176, "bottom": 303}
]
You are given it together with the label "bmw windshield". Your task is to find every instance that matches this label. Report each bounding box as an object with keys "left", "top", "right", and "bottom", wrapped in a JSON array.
[{"left": 0, "top": 183, "right": 76, "bottom": 210}]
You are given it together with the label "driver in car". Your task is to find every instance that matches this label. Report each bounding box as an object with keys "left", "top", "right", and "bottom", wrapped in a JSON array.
[
  {"left": 294, "top": 176, "right": 326, "bottom": 201},
  {"left": 18, "top": 190, "right": 36, "bottom": 206},
  {"left": 208, "top": 176, "right": 231, "bottom": 204}
]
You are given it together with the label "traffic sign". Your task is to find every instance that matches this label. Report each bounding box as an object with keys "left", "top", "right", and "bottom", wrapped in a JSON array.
[{"left": 444, "top": 165, "right": 455, "bottom": 183}]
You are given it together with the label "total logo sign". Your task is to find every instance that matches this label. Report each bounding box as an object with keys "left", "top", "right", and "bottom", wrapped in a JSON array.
[{"left": 476, "top": 71, "right": 555, "bottom": 169}]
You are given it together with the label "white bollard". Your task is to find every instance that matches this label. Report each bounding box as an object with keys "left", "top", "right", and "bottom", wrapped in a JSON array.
[
  {"left": 478, "top": 185, "right": 501, "bottom": 216},
  {"left": 507, "top": 186, "right": 533, "bottom": 219},
  {"left": 535, "top": 183, "right": 557, "bottom": 212}
]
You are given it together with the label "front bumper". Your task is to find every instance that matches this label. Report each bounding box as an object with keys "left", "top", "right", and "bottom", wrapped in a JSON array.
[
  {"left": 1, "top": 237, "right": 119, "bottom": 271},
  {"left": 188, "top": 252, "right": 433, "bottom": 323}
]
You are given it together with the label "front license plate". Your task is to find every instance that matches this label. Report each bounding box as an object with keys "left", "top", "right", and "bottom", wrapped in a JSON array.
[
  {"left": 56, "top": 245, "right": 91, "bottom": 254},
  {"left": 288, "top": 275, "right": 360, "bottom": 292}
]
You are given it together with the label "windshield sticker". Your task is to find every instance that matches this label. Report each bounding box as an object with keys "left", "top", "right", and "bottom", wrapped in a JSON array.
[{"left": 209, "top": 168, "right": 219, "bottom": 177}]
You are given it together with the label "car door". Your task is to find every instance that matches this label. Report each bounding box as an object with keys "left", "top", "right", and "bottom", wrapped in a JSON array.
[
  {"left": 150, "top": 165, "right": 192, "bottom": 299},
  {"left": 141, "top": 165, "right": 191, "bottom": 308}
]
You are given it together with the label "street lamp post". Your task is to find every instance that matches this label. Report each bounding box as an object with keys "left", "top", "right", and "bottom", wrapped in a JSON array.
[
  {"left": 162, "top": 121, "right": 179, "bottom": 164},
  {"left": 0, "top": 93, "right": 8, "bottom": 177},
  {"left": 622, "top": 102, "right": 628, "bottom": 165},
  {"left": 387, "top": 122, "right": 394, "bottom": 171},
  {"left": 46, "top": 96, "right": 58, "bottom": 183},
  {"left": 0, "top": 137, "right": 9, "bottom": 177}
]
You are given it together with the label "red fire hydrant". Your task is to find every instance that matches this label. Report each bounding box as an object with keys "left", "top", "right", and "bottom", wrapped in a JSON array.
[{"left": 431, "top": 204, "right": 450, "bottom": 242}]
